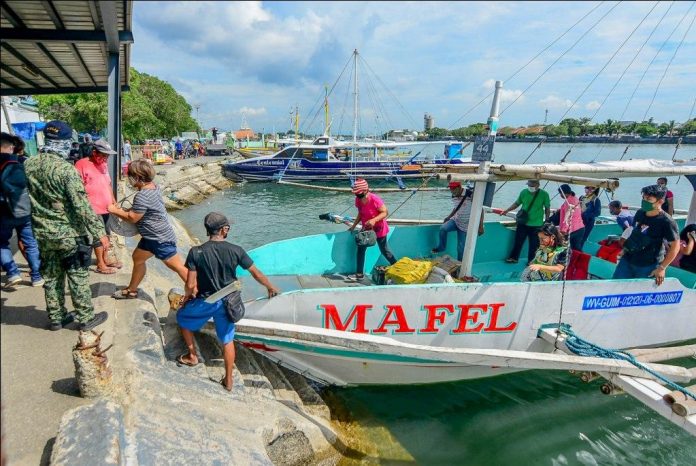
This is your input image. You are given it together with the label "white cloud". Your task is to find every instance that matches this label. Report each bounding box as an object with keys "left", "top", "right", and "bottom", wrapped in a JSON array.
[
  {"left": 585, "top": 101, "right": 601, "bottom": 111},
  {"left": 237, "top": 107, "right": 267, "bottom": 117},
  {"left": 539, "top": 95, "right": 573, "bottom": 110}
]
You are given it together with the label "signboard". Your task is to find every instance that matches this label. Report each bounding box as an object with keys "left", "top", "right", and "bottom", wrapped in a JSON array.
[{"left": 472, "top": 136, "right": 495, "bottom": 162}]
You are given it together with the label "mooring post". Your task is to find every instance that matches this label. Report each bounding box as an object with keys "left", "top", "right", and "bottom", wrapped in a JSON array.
[
  {"left": 459, "top": 80, "right": 502, "bottom": 278},
  {"left": 72, "top": 331, "right": 114, "bottom": 398}
]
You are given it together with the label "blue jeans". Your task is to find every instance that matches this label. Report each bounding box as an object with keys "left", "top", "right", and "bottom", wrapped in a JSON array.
[
  {"left": 0, "top": 216, "right": 42, "bottom": 281},
  {"left": 612, "top": 257, "right": 657, "bottom": 279},
  {"left": 434, "top": 219, "right": 466, "bottom": 261}
]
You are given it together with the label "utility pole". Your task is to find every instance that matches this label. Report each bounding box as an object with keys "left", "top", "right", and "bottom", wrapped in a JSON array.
[
  {"left": 194, "top": 104, "right": 200, "bottom": 130},
  {"left": 544, "top": 108, "right": 548, "bottom": 125}
]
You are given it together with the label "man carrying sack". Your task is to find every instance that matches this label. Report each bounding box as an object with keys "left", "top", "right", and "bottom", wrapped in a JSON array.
[
  {"left": 500, "top": 179, "right": 551, "bottom": 264},
  {"left": 175, "top": 212, "right": 279, "bottom": 392}
]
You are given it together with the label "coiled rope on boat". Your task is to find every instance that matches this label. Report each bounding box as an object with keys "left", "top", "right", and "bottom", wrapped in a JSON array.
[{"left": 556, "top": 323, "right": 696, "bottom": 401}]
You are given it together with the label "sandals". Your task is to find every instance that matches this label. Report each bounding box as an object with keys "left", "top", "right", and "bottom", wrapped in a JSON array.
[
  {"left": 219, "top": 377, "right": 232, "bottom": 392},
  {"left": 112, "top": 288, "right": 138, "bottom": 299},
  {"left": 95, "top": 267, "right": 117, "bottom": 275},
  {"left": 505, "top": 258, "right": 518, "bottom": 264},
  {"left": 106, "top": 261, "right": 123, "bottom": 269},
  {"left": 176, "top": 353, "right": 199, "bottom": 367}
]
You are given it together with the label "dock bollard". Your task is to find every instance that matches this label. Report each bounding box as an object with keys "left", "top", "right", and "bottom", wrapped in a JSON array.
[{"left": 72, "top": 330, "right": 114, "bottom": 398}]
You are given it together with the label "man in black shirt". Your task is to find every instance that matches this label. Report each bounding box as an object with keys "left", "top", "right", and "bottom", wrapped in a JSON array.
[
  {"left": 176, "top": 212, "right": 279, "bottom": 391},
  {"left": 613, "top": 185, "right": 679, "bottom": 285}
]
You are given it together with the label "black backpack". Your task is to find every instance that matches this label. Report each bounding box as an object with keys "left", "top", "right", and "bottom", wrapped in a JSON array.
[{"left": 0, "top": 160, "right": 31, "bottom": 218}]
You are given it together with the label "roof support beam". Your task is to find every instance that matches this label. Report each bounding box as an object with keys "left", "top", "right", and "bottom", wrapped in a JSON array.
[
  {"left": 1, "top": 85, "right": 130, "bottom": 97},
  {"left": 34, "top": 43, "right": 79, "bottom": 87},
  {"left": 0, "top": 3, "right": 24, "bottom": 28},
  {"left": 98, "top": 1, "right": 120, "bottom": 53},
  {"left": 0, "top": 64, "right": 39, "bottom": 88},
  {"left": 1, "top": 43, "right": 60, "bottom": 88},
  {"left": 107, "top": 52, "right": 121, "bottom": 197},
  {"left": 0, "top": 28, "right": 134, "bottom": 43}
]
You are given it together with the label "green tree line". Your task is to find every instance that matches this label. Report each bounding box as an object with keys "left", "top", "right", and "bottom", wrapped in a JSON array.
[
  {"left": 35, "top": 68, "right": 199, "bottom": 142},
  {"left": 424, "top": 118, "right": 696, "bottom": 139}
]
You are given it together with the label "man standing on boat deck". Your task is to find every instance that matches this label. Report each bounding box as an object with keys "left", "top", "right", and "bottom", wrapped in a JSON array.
[
  {"left": 431, "top": 181, "right": 484, "bottom": 261},
  {"left": 176, "top": 212, "right": 279, "bottom": 392},
  {"left": 501, "top": 180, "right": 551, "bottom": 264},
  {"left": 613, "top": 184, "right": 679, "bottom": 285}
]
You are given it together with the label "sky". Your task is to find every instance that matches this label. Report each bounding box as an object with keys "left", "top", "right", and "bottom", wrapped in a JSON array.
[{"left": 131, "top": 1, "right": 696, "bottom": 135}]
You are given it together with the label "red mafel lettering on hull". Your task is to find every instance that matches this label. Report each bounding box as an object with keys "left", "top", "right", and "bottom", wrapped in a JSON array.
[{"left": 318, "top": 303, "right": 517, "bottom": 335}]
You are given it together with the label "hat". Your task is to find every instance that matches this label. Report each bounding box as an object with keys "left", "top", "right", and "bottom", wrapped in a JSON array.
[
  {"left": 558, "top": 184, "right": 574, "bottom": 196},
  {"left": 43, "top": 120, "right": 73, "bottom": 140},
  {"left": 352, "top": 178, "right": 369, "bottom": 194},
  {"left": 448, "top": 181, "right": 462, "bottom": 189},
  {"left": 204, "top": 212, "right": 230, "bottom": 234},
  {"left": 93, "top": 139, "right": 117, "bottom": 155}
]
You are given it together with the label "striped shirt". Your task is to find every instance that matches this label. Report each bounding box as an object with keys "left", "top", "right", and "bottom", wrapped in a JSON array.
[
  {"left": 452, "top": 196, "right": 472, "bottom": 231},
  {"left": 131, "top": 186, "right": 177, "bottom": 243}
]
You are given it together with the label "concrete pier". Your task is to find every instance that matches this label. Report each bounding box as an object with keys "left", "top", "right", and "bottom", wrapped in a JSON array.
[{"left": 0, "top": 157, "right": 359, "bottom": 465}]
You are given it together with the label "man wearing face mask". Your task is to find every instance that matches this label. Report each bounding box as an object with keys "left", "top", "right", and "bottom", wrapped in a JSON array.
[
  {"left": 24, "top": 121, "right": 110, "bottom": 331},
  {"left": 75, "top": 139, "right": 122, "bottom": 274},
  {"left": 613, "top": 184, "right": 679, "bottom": 285},
  {"left": 501, "top": 179, "right": 551, "bottom": 264}
]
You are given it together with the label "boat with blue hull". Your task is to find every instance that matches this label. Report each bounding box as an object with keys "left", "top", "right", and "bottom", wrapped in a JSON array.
[{"left": 223, "top": 137, "right": 473, "bottom": 182}]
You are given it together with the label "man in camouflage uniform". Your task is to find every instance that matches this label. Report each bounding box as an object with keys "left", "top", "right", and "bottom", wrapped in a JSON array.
[{"left": 24, "top": 121, "right": 110, "bottom": 331}]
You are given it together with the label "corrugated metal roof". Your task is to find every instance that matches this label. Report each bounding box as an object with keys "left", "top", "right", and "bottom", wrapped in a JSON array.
[{"left": 0, "top": 0, "right": 133, "bottom": 95}]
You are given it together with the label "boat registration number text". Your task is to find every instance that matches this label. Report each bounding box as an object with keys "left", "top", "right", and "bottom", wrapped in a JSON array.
[{"left": 582, "top": 291, "right": 683, "bottom": 311}]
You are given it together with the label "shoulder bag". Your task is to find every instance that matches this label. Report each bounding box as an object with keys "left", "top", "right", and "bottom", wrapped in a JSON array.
[
  {"left": 516, "top": 190, "right": 541, "bottom": 226},
  {"left": 191, "top": 245, "right": 246, "bottom": 323},
  {"left": 354, "top": 229, "right": 377, "bottom": 247}
]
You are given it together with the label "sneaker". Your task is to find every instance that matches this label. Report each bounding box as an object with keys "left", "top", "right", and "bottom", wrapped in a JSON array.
[
  {"left": 78, "top": 311, "right": 108, "bottom": 331},
  {"left": 5, "top": 275, "right": 22, "bottom": 287},
  {"left": 505, "top": 258, "right": 518, "bottom": 264},
  {"left": 49, "top": 313, "right": 75, "bottom": 331},
  {"left": 32, "top": 278, "right": 45, "bottom": 287}
]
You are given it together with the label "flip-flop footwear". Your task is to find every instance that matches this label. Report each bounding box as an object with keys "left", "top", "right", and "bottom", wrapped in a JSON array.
[
  {"left": 176, "top": 354, "right": 199, "bottom": 367},
  {"left": 95, "top": 267, "right": 117, "bottom": 275},
  {"left": 112, "top": 289, "right": 138, "bottom": 299},
  {"left": 106, "top": 261, "right": 123, "bottom": 269},
  {"left": 219, "top": 377, "right": 232, "bottom": 392}
]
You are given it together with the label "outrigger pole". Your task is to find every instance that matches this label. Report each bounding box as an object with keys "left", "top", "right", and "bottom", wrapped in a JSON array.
[{"left": 459, "top": 80, "right": 502, "bottom": 277}]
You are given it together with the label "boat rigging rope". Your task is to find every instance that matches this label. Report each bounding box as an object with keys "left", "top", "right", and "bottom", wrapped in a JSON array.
[
  {"left": 493, "top": 140, "right": 545, "bottom": 195},
  {"left": 642, "top": 6, "right": 696, "bottom": 123},
  {"left": 556, "top": 323, "right": 696, "bottom": 400},
  {"left": 619, "top": 1, "right": 695, "bottom": 126},
  {"left": 500, "top": 1, "right": 622, "bottom": 116},
  {"left": 448, "top": 1, "right": 607, "bottom": 130}
]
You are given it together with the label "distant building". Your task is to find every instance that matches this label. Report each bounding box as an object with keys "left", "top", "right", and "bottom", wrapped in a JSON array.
[
  {"left": 618, "top": 120, "right": 636, "bottom": 127},
  {"left": 424, "top": 113, "right": 434, "bottom": 131},
  {"left": 234, "top": 128, "right": 256, "bottom": 140},
  {"left": 388, "top": 130, "right": 417, "bottom": 142}
]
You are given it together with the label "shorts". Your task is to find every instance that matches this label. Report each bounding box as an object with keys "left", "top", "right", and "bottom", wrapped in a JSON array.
[
  {"left": 101, "top": 213, "right": 111, "bottom": 235},
  {"left": 177, "top": 298, "right": 235, "bottom": 344},
  {"left": 137, "top": 237, "right": 177, "bottom": 260}
]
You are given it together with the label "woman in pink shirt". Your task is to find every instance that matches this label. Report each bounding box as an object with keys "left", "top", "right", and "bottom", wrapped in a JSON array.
[
  {"left": 557, "top": 184, "right": 585, "bottom": 251},
  {"left": 347, "top": 179, "right": 397, "bottom": 281},
  {"left": 75, "top": 140, "right": 122, "bottom": 273}
]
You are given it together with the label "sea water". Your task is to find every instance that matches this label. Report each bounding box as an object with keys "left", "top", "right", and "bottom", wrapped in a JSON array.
[{"left": 173, "top": 142, "right": 696, "bottom": 465}]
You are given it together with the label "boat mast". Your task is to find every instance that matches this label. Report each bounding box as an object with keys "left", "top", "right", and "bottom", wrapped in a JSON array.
[
  {"left": 324, "top": 84, "right": 330, "bottom": 137},
  {"left": 295, "top": 105, "right": 299, "bottom": 143},
  {"left": 352, "top": 49, "right": 359, "bottom": 157},
  {"left": 459, "top": 80, "right": 502, "bottom": 278}
]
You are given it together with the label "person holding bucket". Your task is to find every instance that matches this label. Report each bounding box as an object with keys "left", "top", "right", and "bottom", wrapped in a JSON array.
[{"left": 347, "top": 178, "right": 397, "bottom": 281}]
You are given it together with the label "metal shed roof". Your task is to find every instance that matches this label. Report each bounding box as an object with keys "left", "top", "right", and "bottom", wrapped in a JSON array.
[{"left": 0, "top": 0, "right": 133, "bottom": 96}]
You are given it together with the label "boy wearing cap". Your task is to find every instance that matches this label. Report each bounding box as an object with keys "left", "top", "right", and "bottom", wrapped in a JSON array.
[
  {"left": 176, "top": 212, "right": 280, "bottom": 391},
  {"left": 501, "top": 180, "right": 551, "bottom": 264},
  {"left": 431, "top": 181, "right": 484, "bottom": 261},
  {"left": 613, "top": 184, "right": 679, "bottom": 285},
  {"left": 348, "top": 178, "right": 398, "bottom": 281},
  {"left": 24, "top": 121, "right": 110, "bottom": 331}
]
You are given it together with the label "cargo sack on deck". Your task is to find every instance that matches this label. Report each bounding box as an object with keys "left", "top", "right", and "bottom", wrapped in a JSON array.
[
  {"left": 425, "top": 266, "right": 455, "bottom": 284},
  {"left": 385, "top": 257, "right": 433, "bottom": 284}
]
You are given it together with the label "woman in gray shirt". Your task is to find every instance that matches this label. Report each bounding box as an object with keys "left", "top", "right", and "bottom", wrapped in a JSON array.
[{"left": 108, "top": 159, "right": 188, "bottom": 299}]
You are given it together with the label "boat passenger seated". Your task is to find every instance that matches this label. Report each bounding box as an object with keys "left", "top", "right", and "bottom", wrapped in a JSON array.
[{"left": 521, "top": 223, "right": 568, "bottom": 282}]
